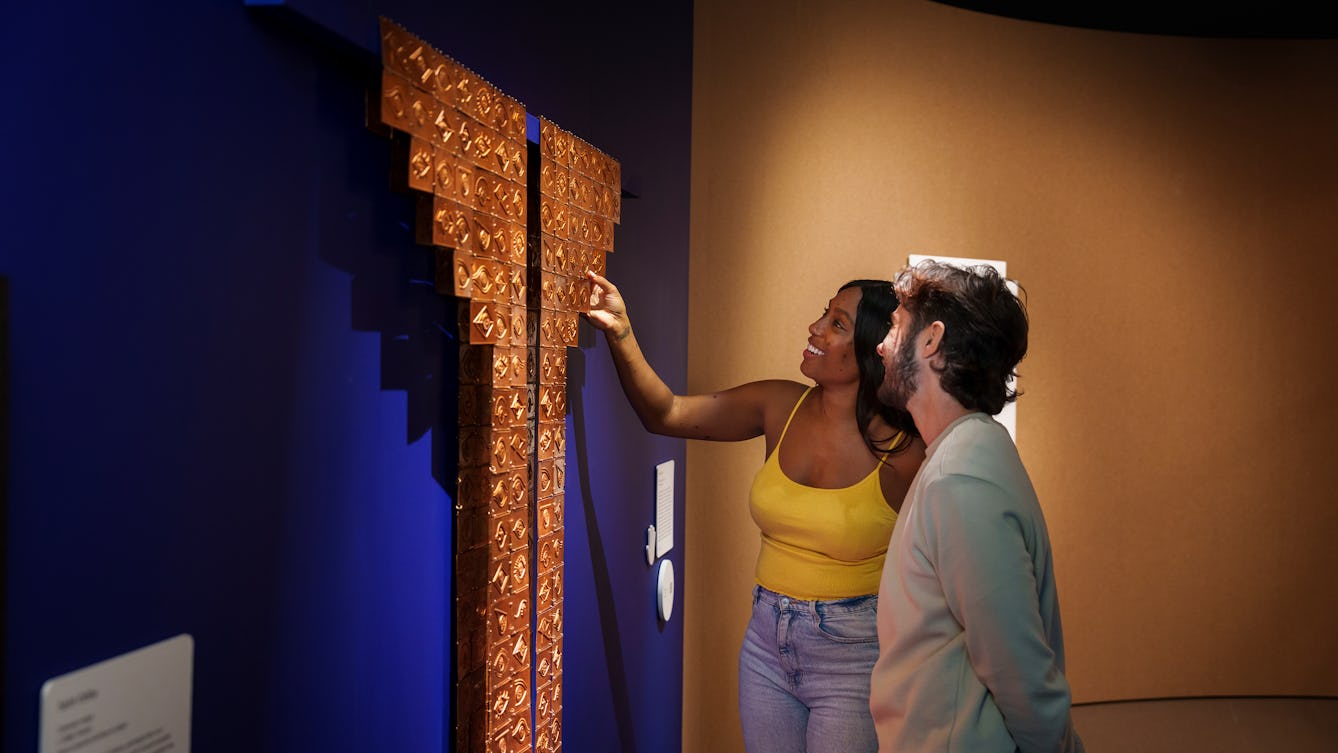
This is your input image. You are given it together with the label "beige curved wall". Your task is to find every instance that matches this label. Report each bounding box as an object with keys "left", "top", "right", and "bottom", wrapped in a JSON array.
[{"left": 685, "top": 1, "right": 1338, "bottom": 750}]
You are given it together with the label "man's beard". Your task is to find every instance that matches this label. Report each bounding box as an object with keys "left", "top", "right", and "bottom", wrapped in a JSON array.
[{"left": 877, "top": 331, "right": 919, "bottom": 410}]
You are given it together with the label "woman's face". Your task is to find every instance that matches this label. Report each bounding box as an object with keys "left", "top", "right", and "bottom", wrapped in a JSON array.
[{"left": 800, "top": 286, "right": 862, "bottom": 385}]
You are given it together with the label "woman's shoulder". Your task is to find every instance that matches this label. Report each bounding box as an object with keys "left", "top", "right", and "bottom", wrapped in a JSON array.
[
  {"left": 731, "top": 378, "right": 807, "bottom": 399},
  {"left": 736, "top": 380, "right": 808, "bottom": 437},
  {"left": 751, "top": 379, "right": 809, "bottom": 408}
]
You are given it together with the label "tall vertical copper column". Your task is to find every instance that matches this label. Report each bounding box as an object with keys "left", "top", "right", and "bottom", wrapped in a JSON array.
[{"left": 530, "top": 117, "right": 620, "bottom": 753}]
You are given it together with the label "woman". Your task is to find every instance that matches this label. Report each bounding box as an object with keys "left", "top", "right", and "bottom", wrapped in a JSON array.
[{"left": 584, "top": 270, "right": 926, "bottom": 753}]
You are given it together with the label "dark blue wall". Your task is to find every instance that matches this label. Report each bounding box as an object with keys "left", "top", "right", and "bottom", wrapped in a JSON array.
[{"left": 0, "top": 2, "right": 690, "bottom": 751}]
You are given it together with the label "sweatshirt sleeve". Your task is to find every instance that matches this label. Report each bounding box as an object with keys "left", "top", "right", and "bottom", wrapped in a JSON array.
[{"left": 924, "top": 473, "right": 1082, "bottom": 753}]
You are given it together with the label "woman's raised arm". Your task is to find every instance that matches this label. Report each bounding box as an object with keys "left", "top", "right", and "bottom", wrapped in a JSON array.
[{"left": 585, "top": 270, "right": 798, "bottom": 442}]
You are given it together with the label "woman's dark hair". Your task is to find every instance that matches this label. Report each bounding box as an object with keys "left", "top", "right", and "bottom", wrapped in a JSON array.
[
  {"left": 839, "top": 279, "right": 920, "bottom": 455},
  {"left": 892, "top": 261, "right": 1028, "bottom": 415}
]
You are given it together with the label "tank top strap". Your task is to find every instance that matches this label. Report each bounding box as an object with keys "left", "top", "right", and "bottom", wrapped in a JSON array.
[
  {"left": 775, "top": 386, "right": 814, "bottom": 447},
  {"left": 874, "top": 430, "right": 905, "bottom": 464}
]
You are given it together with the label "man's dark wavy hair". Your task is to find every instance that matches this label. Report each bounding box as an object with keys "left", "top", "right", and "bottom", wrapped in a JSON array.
[
  {"left": 839, "top": 279, "right": 920, "bottom": 455},
  {"left": 893, "top": 261, "right": 1028, "bottom": 416}
]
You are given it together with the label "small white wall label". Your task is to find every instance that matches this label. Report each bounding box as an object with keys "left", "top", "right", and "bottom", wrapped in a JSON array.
[
  {"left": 40, "top": 633, "right": 194, "bottom": 753},
  {"left": 654, "top": 460, "right": 674, "bottom": 558}
]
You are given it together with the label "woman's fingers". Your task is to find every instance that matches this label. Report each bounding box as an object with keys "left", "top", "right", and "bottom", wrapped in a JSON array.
[
  {"left": 586, "top": 270, "right": 621, "bottom": 310},
  {"left": 586, "top": 269, "right": 614, "bottom": 293}
]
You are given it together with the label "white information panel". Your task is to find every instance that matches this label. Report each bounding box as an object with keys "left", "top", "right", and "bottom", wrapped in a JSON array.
[
  {"left": 906, "top": 255, "right": 1017, "bottom": 442},
  {"left": 40, "top": 633, "right": 193, "bottom": 753},
  {"left": 654, "top": 459, "right": 674, "bottom": 558}
]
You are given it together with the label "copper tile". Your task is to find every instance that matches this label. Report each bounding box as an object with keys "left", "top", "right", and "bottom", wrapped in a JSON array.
[
  {"left": 488, "top": 427, "right": 522, "bottom": 474},
  {"left": 536, "top": 422, "right": 563, "bottom": 461},
  {"left": 430, "top": 104, "right": 468, "bottom": 158},
  {"left": 535, "top": 601, "right": 561, "bottom": 655},
  {"left": 380, "top": 19, "right": 444, "bottom": 91},
  {"left": 379, "top": 70, "right": 436, "bottom": 141},
  {"left": 490, "top": 386, "right": 527, "bottom": 428},
  {"left": 435, "top": 247, "right": 473, "bottom": 298},
  {"left": 500, "top": 95, "right": 527, "bottom": 143},
  {"left": 425, "top": 54, "right": 465, "bottom": 106},
  {"left": 495, "top": 468, "right": 529, "bottom": 514},
  {"left": 535, "top": 559, "right": 563, "bottom": 614},
  {"left": 535, "top": 458, "right": 555, "bottom": 500},
  {"left": 488, "top": 549, "right": 529, "bottom": 601},
  {"left": 488, "top": 675, "right": 530, "bottom": 722},
  {"left": 487, "top": 708, "right": 531, "bottom": 753},
  {"left": 488, "top": 626, "right": 530, "bottom": 680},
  {"left": 457, "top": 552, "right": 488, "bottom": 607},
  {"left": 508, "top": 299, "right": 527, "bottom": 348},
  {"left": 539, "top": 161, "right": 568, "bottom": 201},
  {"left": 458, "top": 383, "right": 490, "bottom": 427},
  {"left": 587, "top": 249, "right": 607, "bottom": 277},
  {"left": 540, "top": 196, "right": 570, "bottom": 241},
  {"left": 468, "top": 300, "right": 505, "bottom": 345},
  {"left": 505, "top": 347, "right": 527, "bottom": 388},
  {"left": 486, "top": 591, "right": 530, "bottom": 645},
  {"left": 456, "top": 466, "right": 489, "bottom": 510},
  {"left": 457, "top": 501, "right": 490, "bottom": 553},
  {"left": 569, "top": 134, "right": 591, "bottom": 177},
  {"left": 557, "top": 311, "right": 579, "bottom": 347},
  {"left": 430, "top": 196, "right": 475, "bottom": 251},
  {"left": 537, "top": 533, "right": 564, "bottom": 574},
  {"left": 456, "top": 669, "right": 486, "bottom": 742},
  {"left": 534, "top": 682, "right": 557, "bottom": 753},
  {"left": 496, "top": 178, "right": 527, "bottom": 225},
  {"left": 459, "top": 424, "right": 491, "bottom": 469},
  {"left": 402, "top": 136, "right": 433, "bottom": 192},
  {"left": 507, "top": 263, "right": 527, "bottom": 308},
  {"left": 472, "top": 169, "right": 503, "bottom": 219},
  {"left": 539, "top": 118, "right": 568, "bottom": 168},
  {"left": 434, "top": 151, "right": 472, "bottom": 206},
  {"left": 538, "top": 385, "right": 568, "bottom": 426},
  {"left": 469, "top": 78, "right": 503, "bottom": 133},
  {"left": 537, "top": 493, "right": 565, "bottom": 539},
  {"left": 473, "top": 212, "right": 510, "bottom": 261},
  {"left": 506, "top": 220, "right": 528, "bottom": 268},
  {"left": 534, "top": 633, "right": 562, "bottom": 687}
]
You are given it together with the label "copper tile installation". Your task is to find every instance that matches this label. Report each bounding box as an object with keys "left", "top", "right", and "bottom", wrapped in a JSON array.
[{"left": 375, "top": 17, "right": 619, "bottom": 753}]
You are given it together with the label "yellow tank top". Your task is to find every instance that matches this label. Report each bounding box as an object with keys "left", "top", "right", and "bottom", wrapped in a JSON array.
[{"left": 748, "top": 387, "right": 900, "bottom": 600}]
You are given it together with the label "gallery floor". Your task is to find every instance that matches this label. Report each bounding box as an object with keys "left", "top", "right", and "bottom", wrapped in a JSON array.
[{"left": 1070, "top": 696, "right": 1338, "bottom": 752}]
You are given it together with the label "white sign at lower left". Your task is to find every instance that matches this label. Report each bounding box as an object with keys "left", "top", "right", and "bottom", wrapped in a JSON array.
[{"left": 41, "top": 633, "right": 193, "bottom": 753}]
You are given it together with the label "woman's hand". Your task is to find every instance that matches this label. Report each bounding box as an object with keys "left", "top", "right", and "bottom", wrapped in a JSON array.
[{"left": 585, "top": 270, "right": 630, "bottom": 340}]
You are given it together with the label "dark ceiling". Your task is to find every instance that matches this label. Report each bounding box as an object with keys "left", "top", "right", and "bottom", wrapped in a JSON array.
[{"left": 931, "top": 2, "right": 1338, "bottom": 38}]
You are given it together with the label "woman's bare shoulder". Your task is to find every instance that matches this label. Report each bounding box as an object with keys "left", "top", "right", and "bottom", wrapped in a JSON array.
[
  {"left": 733, "top": 379, "right": 808, "bottom": 437},
  {"left": 748, "top": 379, "right": 808, "bottom": 412}
]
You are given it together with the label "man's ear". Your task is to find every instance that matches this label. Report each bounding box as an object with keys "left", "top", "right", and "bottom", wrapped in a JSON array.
[{"left": 922, "top": 321, "right": 946, "bottom": 361}]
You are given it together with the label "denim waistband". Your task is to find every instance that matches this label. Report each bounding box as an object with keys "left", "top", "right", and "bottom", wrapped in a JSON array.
[{"left": 752, "top": 584, "right": 877, "bottom": 615}]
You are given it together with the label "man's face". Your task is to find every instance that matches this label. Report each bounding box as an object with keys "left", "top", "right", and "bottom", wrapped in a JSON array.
[{"left": 876, "top": 306, "right": 920, "bottom": 410}]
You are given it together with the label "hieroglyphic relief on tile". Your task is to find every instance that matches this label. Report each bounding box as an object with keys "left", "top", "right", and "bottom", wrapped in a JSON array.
[{"left": 375, "top": 17, "right": 620, "bottom": 753}]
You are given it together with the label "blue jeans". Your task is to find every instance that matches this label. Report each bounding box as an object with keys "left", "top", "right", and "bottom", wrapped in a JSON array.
[{"left": 738, "top": 585, "right": 880, "bottom": 753}]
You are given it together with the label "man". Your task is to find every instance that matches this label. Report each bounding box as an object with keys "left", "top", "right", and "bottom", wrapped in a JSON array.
[{"left": 870, "top": 260, "right": 1083, "bottom": 753}]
